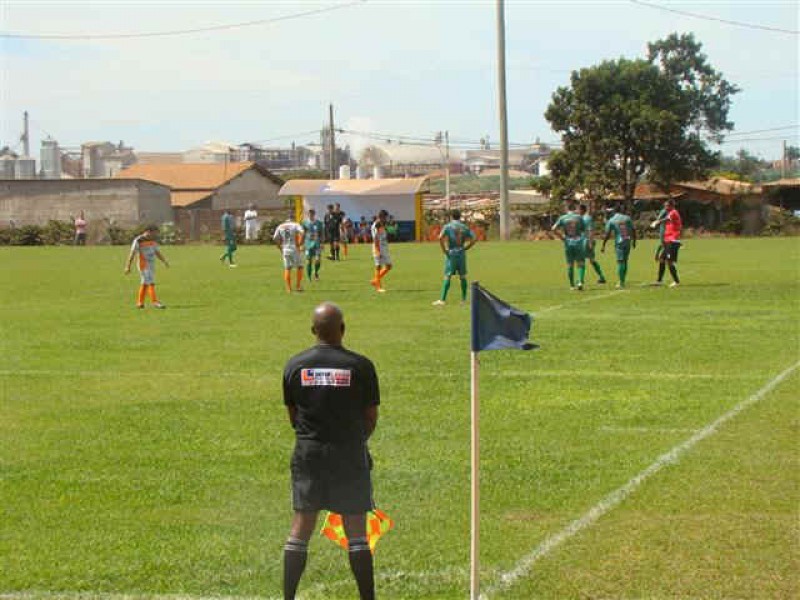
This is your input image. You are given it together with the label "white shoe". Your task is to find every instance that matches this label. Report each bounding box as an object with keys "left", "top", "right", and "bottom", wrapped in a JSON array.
[
  {"left": 652, "top": 281, "right": 664, "bottom": 286},
  {"left": 669, "top": 282, "right": 679, "bottom": 288},
  {"left": 432, "top": 300, "right": 446, "bottom": 306},
  {"left": 229, "top": 264, "right": 237, "bottom": 268}
]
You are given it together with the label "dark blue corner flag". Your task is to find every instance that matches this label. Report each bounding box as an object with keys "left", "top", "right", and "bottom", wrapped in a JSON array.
[{"left": 470, "top": 282, "right": 538, "bottom": 352}]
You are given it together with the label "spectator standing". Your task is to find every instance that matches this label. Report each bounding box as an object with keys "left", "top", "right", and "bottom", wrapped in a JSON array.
[
  {"left": 73, "top": 211, "right": 88, "bottom": 246},
  {"left": 281, "top": 302, "right": 380, "bottom": 600},
  {"left": 244, "top": 204, "right": 259, "bottom": 241}
]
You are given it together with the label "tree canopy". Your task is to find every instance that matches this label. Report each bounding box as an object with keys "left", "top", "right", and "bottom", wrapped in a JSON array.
[{"left": 545, "top": 33, "right": 739, "bottom": 204}]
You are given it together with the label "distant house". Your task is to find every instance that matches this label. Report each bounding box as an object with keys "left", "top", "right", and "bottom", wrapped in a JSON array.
[
  {"left": 116, "top": 161, "right": 284, "bottom": 210},
  {"left": 669, "top": 179, "right": 764, "bottom": 234},
  {"left": 761, "top": 178, "right": 800, "bottom": 212}
]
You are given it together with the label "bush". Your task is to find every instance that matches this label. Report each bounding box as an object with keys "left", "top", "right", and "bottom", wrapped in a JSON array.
[
  {"left": 0, "top": 228, "right": 12, "bottom": 246},
  {"left": 159, "top": 221, "right": 184, "bottom": 245},
  {"left": 762, "top": 209, "right": 800, "bottom": 236},
  {"left": 42, "top": 220, "right": 75, "bottom": 245},
  {"left": 257, "top": 218, "right": 284, "bottom": 244},
  {"left": 12, "top": 225, "right": 45, "bottom": 246},
  {"left": 107, "top": 224, "right": 135, "bottom": 246}
]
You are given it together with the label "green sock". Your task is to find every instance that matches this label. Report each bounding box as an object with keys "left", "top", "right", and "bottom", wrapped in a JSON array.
[
  {"left": 440, "top": 278, "right": 451, "bottom": 301},
  {"left": 592, "top": 260, "right": 605, "bottom": 280},
  {"left": 578, "top": 265, "right": 586, "bottom": 285},
  {"left": 617, "top": 263, "right": 624, "bottom": 285},
  {"left": 460, "top": 277, "right": 468, "bottom": 301},
  {"left": 306, "top": 262, "right": 312, "bottom": 279},
  {"left": 314, "top": 261, "right": 320, "bottom": 277},
  {"left": 567, "top": 266, "right": 575, "bottom": 287}
]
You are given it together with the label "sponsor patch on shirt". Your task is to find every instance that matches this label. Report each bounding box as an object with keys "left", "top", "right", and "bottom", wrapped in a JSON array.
[{"left": 301, "top": 368, "right": 352, "bottom": 387}]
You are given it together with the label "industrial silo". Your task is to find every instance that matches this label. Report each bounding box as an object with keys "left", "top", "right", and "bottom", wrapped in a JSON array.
[
  {"left": 15, "top": 157, "right": 36, "bottom": 179},
  {"left": 0, "top": 156, "right": 15, "bottom": 180},
  {"left": 40, "top": 138, "right": 62, "bottom": 179}
]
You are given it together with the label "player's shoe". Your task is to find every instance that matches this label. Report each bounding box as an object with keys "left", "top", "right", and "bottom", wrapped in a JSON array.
[
  {"left": 314, "top": 275, "right": 320, "bottom": 281},
  {"left": 597, "top": 278, "right": 607, "bottom": 284},
  {"left": 577, "top": 282, "right": 584, "bottom": 291},
  {"left": 370, "top": 278, "right": 380, "bottom": 290},
  {"left": 615, "top": 283, "right": 624, "bottom": 289},
  {"left": 229, "top": 264, "right": 237, "bottom": 268},
  {"left": 651, "top": 281, "right": 664, "bottom": 286},
  {"left": 152, "top": 302, "right": 166, "bottom": 309},
  {"left": 570, "top": 286, "right": 577, "bottom": 291},
  {"left": 669, "top": 282, "right": 679, "bottom": 288},
  {"left": 376, "top": 288, "right": 387, "bottom": 293},
  {"left": 432, "top": 300, "right": 446, "bottom": 306},
  {"left": 136, "top": 304, "right": 144, "bottom": 309}
]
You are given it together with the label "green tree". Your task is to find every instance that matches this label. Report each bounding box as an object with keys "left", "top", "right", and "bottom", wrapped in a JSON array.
[
  {"left": 787, "top": 145, "right": 800, "bottom": 161},
  {"left": 545, "top": 33, "right": 738, "bottom": 204}
]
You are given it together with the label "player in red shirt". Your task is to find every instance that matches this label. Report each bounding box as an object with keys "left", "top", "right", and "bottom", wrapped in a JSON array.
[{"left": 651, "top": 199, "right": 682, "bottom": 287}]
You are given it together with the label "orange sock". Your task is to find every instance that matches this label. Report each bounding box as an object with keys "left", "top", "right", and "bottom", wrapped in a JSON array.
[
  {"left": 148, "top": 285, "right": 158, "bottom": 303},
  {"left": 343, "top": 244, "right": 349, "bottom": 258},
  {"left": 283, "top": 270, "right": 292, "bottom": 292},
  {"left": 295, "top": 269, "right": 303, "bottom": 289},
  {"left": 379, "top": 266, "right": 391, "bottom": 280},
  {"left": 137, "top": 285, "right": 146, "bottom": 306}
]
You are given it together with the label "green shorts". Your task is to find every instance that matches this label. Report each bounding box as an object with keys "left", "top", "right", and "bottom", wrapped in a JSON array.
[
  {"left": 584, "top": 239, "right": 596, "bottom": 260},
  {"left": 563, "top": 239, "right": 585, "bottom": 264},
  {"left": 615, "top": 240, "right": 631, "bottom": 263},
  {"left": 305, "top": 242, "right": 321, "bottom": 260},
  {"left": 444, "top": 252, "right": 467, "bottom": 277}
]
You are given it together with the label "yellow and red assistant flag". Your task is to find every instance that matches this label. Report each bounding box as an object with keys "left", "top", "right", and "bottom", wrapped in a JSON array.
[{"left": 320, "top": 509, "right": 394, "bottom": 554}]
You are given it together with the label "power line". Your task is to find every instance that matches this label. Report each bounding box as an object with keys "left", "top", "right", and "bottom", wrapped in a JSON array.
[
  {"left": 723, "top": 124, "right": 799, "bottom": 137},
  {"left": 717, "top": 135, "right": 799, "bottom": 145},
  {"left": 0, "top": 1, "right": 366, "bottom": 40},
  {"left": 630, "top": 0, "right": 799, "bottom": 35}
]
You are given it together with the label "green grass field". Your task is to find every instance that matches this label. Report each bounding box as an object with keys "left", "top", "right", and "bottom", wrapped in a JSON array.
[{"left": 1, "top": 237, "right": 798, "bottom": 599}]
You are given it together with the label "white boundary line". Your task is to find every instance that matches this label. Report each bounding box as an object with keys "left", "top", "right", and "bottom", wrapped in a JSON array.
[
  {"left": 535, "top": 289, "right": 626, "bottom": 314},
  {"left": 481, "top": 359, "right": 800, "bottom": 598}
]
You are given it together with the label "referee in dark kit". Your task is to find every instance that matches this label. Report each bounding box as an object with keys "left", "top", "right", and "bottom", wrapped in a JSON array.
[{"left": 281, "top": 301, "right": 380, "bottom": 600}]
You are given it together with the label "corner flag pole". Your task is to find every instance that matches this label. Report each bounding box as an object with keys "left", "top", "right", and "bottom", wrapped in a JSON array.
[{"left": 470, "top": 348, "right": 480, "bottom": 600}]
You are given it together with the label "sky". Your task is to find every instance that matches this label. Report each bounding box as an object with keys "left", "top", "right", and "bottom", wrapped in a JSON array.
[{"left": 1, "top": 0, "right": 798, "bottom": 162}]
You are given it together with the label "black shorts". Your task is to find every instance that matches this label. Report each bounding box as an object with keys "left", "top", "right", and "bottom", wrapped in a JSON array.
[
  {"left": 291, "top": 440, "right": 373, "bottom": 513},
  {"left": 327, "top": 229, "right": 341, "bottom": 243},
  {"left": 663, "top": 241, "right": 680, "bottom": 262}
]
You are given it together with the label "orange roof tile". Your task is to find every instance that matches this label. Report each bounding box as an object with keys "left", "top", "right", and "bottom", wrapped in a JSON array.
[
  {"left": 116, "top": 162, "right": 256, "bottom": 190},
  {"left": 171, "top": 191, "right": 213, "bottom": 207}
]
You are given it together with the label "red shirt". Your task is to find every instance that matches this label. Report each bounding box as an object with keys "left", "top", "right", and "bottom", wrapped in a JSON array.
[{"left": 664, "top": 209, "right": 682, "bottom": 243}]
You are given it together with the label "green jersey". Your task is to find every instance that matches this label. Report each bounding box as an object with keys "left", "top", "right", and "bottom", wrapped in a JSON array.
[
  {"left": 440, "top": 220, "right": 474, "bottom": 255},
  {"left": 554, "top": 212, "right": 586, "bottom": 244},
  {"left": 656, "top": 208, "right": 668, "bottom": 241},
  {"left": 582, "top": 214, "right": 595, "bottom": 240},
  {"left": 302, "top": 219, "right": 324, "bottom": 247},
  {"left": 222, "top": 212, "right": 235, "bottom": 239},
  {"left": 605, "top": 213, "right": 634, "bottom": 245}
]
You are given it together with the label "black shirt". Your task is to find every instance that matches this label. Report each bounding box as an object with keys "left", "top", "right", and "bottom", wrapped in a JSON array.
[
  {"left": 324, "top": 211, "right": 343, "bottom": 234},
  {"left": 283, "top": 343, "right": 379, "bottom": 443}
]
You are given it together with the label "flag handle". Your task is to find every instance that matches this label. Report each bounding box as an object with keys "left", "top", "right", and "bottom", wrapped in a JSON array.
[{"left": 470, "top": 350, "right": 480, "bottom": 600}]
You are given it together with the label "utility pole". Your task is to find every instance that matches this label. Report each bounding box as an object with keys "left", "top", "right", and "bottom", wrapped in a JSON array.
[
  {"left": 329, "top": 103, "right": 337, "bottom": 180},
  {"left": 21, "top": 111, "right": 30, "bottom": 157},
  {"left": 782, "top": 139, "right": 787, "bottom": 179},
  {"left": 496, "top": 0, "right": 510, "bottom": 240},
  {"left": 445, "top": 130, "right": 451, "bottom": 211}
]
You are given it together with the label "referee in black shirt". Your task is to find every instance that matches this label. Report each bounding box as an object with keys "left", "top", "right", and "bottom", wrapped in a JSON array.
[{"left": 282, "top": 302, "right": 379, "bottom": 599}]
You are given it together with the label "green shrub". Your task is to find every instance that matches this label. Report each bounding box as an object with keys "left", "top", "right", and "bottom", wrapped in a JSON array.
[
  {"left": 257, "top": 218, "right": 283, "bottom": 244},
  {"left": 107, "top": 224, "right": 135, "bottom": 246},
  {"left": 12, "top": 225, "right": 45, "bottom": 246},
  {"left": 42, "top": 220, "right": 75, "bottom": 245},
  {"left": 159, "top": 221, "right": 184, "bottom": 245}
]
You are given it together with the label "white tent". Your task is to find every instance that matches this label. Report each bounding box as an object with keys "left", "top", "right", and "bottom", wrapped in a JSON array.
[{"left": 278, "top": 177, "right": 429, "bottom": 241}]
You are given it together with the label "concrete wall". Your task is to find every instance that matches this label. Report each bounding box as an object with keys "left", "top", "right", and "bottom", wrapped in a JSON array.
[
  {"left": 211, "top": 169, "right": 283, "bottom": 210},
  {"left": 0, "top": 180, "right": 173, "bottom": 234}
]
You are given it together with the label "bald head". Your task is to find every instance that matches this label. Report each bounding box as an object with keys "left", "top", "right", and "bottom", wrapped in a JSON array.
[{"left": 312, "top": 302, "right": 345, "bottom": 345}]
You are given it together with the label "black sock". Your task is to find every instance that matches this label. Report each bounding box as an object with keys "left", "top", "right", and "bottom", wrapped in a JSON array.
[
  {"left": 669, "top": 264, "right": 680, "bottom": 283},
  {"left": 657, "top": 262, "right": 665, "bottom": 282},
  {"left": 283, "top": 537, "right": 308, "bottom": 599},
  {"left": 348, "top": 537, "right": 375, "bottom": 600}
]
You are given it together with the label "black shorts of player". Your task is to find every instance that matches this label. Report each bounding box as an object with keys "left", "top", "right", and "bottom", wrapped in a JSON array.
[
  {"left": 291, "top": 439, "right": 374, "bottom": 514},
  {"left": 327, "top": 229, "right": 341, "bottom": 243},
  {"left": 663, "top": 241, "right": 680, "bottom": 262}
]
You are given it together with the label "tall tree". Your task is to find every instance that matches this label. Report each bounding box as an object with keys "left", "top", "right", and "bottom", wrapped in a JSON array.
[{"left": 545, "top": 33, "right": 739, "bottom": 204}]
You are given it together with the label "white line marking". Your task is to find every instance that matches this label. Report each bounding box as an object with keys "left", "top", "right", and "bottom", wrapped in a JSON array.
[
  {"left": 599, "top": 426, "right": 698, "bottom": 434},
  {"left": 481, "top": 360, "right": 800, "bottom": 599},
  {"left": 536, "top": 290, "right": 627, "bottom": 314}
]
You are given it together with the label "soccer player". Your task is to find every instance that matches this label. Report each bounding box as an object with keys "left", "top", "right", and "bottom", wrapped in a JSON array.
[
  {"left": 433, "top": 208, "right": 476, "bottom": 306},
  {"left": 124, "top": 224, "right": 169, "bottom": 309},
  {"left": 578, "top": 203, "right": 607, "bottom": 284},
  {"left": 551, "top": 202, "right": 587, "bottom": 290},
  {"left": 340, "top": 211, "right": 354, "bottom": 259},
  {"left": 324, "top": 203, "right": 343, "bottom": 261},
  {"left": 273, "top": 215, "right": 305, "bottom": 293},
  {"left": 601, "top": 204, "right": 637, "bottom": 288},
  {"left": 220, "top": 208, "right": 237, "bottom": 268},
  {"left": 282, "top": 302, "right": 380, "bottom": 600},
  {"left": 370, "top": 209, "right": 392, "bottom": 293},
  {"left": 651, "top": 199, "right": 682, "bottom": 287},
  {"left": 302, "top": 208, "right": 324, "bottom": 281}
]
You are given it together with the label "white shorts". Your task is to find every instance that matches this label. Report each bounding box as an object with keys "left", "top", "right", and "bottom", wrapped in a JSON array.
[
  {"left": 282, "top": 250, "right": 303, "bottom": 270},
  {"left": 373, "top": 251, "right": 392, "bottom": 267},
  {"left": 139, "top": 267, "right": 155, "bottom": 285}
]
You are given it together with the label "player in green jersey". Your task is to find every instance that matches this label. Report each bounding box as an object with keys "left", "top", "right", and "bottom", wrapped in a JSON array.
[
  {"left": 551, "top": 202, "right": 587, "bottom": 290},
  {"left": 578, "top": 204, "right": 607, "bottom": 284},
  {"left": 433, "top": 209, "right": 476, "bottom": 306},
  {"left": 302, "top": 208, "right": 325, "bottom": 281},
  {"left": 601, "top": 204, "right": 637, "bottom": 288},
  {"left": 219, "top": 209, "right": 237, "bottom": 268}
]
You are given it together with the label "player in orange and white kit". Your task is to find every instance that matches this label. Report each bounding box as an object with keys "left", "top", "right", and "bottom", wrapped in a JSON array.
[
  {"left": 370, "top": 210, "right": 392, "bottom": 293},
  {"left": 273, "top": 216, "right": 306, "bottom": 293},
  {"left": 124, "top": 224, "right": 169, "bottom": 309}
]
